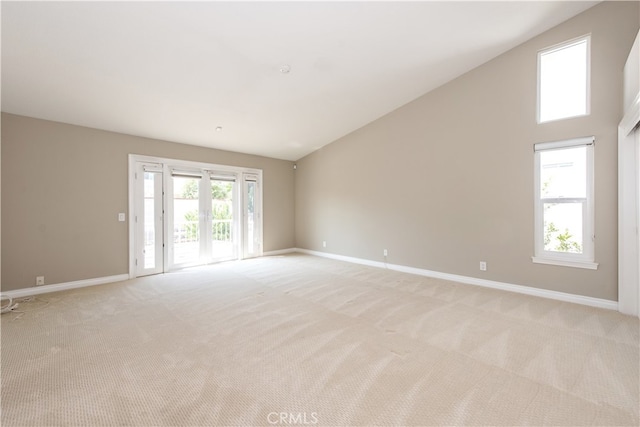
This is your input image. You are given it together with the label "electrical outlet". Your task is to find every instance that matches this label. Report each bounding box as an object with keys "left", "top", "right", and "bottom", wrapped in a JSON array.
[
  {"left": 479, "top": 262, "right": 487, "bottom": 271},
  {"left": 322, "top": 241, "right": 327, "bottom": 248},
  {"left": 36, "top": 276, "right": 45, "bottom": 286},
  {"left": 383, "top": 249, "right": 388, "bottom": 257}
]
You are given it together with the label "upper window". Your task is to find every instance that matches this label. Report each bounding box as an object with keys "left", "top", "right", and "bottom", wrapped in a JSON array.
[
  {"left": 537, "top": 35, "right": 590, "bottom": 123},
  {"left": 533, "top": 137, "right": 596, "bottom": 269}
]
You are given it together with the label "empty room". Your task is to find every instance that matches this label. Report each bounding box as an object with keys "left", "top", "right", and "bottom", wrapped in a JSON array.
[{"left": 1, "top": 1, "right": 639, "bottom": 426}]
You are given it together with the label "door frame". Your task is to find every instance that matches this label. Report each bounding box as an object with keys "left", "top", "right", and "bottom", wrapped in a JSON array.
[
  {"left": 128, "top": 154, "right": 263, "bottom": 278},
  {"left": 618, "top": 93, "right": 640, "bottom": 317},
  {"left": 133, "top": 162, "right": 165, "bottom": 276}
]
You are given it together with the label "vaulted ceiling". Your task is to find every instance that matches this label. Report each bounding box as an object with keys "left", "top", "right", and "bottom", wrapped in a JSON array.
[{"left": 2, "top": 1, "right": 598, "bottom": 161}]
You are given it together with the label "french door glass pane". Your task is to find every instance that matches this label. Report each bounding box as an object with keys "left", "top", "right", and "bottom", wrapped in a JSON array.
[
  {"left": 543, "top": 202, "right": 583, "bottom": 253},
  {"left": 211, "top": 180, "right": 234, "bottom": 259},
  {"left": 173, "top": 176, "right": 200, "bottom": 265},
  {"left": 143, "top": 172, "right": 158, "bottom": 269},
  {"left": 246, "top": 181, "right": 256, "bottom": 254}
]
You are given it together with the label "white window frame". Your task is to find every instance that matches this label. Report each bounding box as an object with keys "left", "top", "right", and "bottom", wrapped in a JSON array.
[
  {"left": 533, "top": 136, "right": 597, "bottom": 270},
  {"left": 537, "top": 35, "right": 591, "bottom": 124}
]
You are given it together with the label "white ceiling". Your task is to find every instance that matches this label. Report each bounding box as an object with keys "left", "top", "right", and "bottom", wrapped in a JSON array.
[{"left": 2, "top": 1, "right": 598, "bottom": 161}]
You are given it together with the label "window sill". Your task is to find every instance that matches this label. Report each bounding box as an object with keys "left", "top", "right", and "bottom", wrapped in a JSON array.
[{"left": 532, "top": 256, "right": 598, "bottom": 270}]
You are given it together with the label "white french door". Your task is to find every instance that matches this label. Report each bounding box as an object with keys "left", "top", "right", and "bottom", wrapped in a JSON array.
[
  {"left": 130, "top": 156, "right": 262, "bottom": 278},
  {"left": 134, "top": 163, "right": 164, "bottom": 276},
  {"left": 169, "top": 171, "right": 204, "bottom": 268},
  {"left": 209, "top": 174, "right": 237, "bottom": 261}
]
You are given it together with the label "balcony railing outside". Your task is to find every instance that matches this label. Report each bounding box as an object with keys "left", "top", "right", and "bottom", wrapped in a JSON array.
[{"left": 144, "top": 219, "right": 234, "bottom": 267}]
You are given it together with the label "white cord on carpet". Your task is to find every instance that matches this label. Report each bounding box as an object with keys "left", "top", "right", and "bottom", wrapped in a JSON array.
[
  {"left": 1, "top": 296, "right": 51, "bottom": 320},
  {"left": 1, "top": 295, "right": 18, "bottom": 314}
]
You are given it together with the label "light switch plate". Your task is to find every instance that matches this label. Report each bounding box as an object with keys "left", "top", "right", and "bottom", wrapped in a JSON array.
[{"left": 118, "top": 213, "right": 126, "bottom": 222}]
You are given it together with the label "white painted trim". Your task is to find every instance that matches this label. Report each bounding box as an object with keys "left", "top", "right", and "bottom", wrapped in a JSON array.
[
  {"left": 262, "top": 248, "right": 297, "bottom": 256},
  {"left": 532, "top": 256, "right": 598, "bottom": 270},
  {"left": 295, "top": 249, "right": 617, "bottom": 311},
  {"left": 128, "top": 155, "right": 136, "bottom": 278},
  {"left": 620, "top": 92, "right": 640, "bottom": 135},
  {"left": 0, "top": 274, "right": 129, "bottom": 299},
  {"left": 618, "top": 96, "right": 640, "bottom": 317},
  {"left": 296, "top": 248, "right": 385, "bottom": 268},
  {"left": 0, "top": 251, "right": 618, "bottom": 312}
]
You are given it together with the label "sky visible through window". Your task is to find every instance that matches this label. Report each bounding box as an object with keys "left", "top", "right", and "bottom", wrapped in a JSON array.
[{"left": 539, "top": 38, "right": 588, "bottom": 123}]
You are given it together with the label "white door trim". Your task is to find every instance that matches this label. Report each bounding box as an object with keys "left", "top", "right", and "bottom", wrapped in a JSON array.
[{"left": 618, "top": 92, "right": 640, "bottom": 317}]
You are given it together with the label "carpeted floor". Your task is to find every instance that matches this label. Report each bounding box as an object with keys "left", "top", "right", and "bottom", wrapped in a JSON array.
[{"left": 1, "top": 254, "right": 638, "bottom": 426}]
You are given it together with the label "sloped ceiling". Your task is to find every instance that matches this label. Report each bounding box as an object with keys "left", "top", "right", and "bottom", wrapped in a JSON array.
[{"left": 1, "top": 1, "right": 598, "bottom": 161}]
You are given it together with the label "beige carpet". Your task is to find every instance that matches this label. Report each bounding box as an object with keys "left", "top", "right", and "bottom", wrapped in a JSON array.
[{"left": 1, "top": 254, "right": 638, "bottom": 426}]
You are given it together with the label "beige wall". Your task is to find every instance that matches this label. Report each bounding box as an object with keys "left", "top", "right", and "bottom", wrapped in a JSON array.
[
  {"left": 2, "top": 2, "right": 637, "bottom": 300},
  {"left": 1, "top": 114, "right": 295, "bottom": 291},
  {"left": 295, "top": 1, "right": 639, "bottom": 301}
]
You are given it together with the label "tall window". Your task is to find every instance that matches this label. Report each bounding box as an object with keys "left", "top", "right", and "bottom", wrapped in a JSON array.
[
  {"left": 533, "top": 137, "right": 596, "bottom": 269},
  {"left": 538, "top": 35, "right": 590, "bottom": 123}
]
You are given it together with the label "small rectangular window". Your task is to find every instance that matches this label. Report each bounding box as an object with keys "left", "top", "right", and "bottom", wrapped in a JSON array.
[
  {"left": 533, "top": 137, "right": 597, "bottom": 269},
  {"left": 538, "top": 36, "right": 590, "bottom": 123}
]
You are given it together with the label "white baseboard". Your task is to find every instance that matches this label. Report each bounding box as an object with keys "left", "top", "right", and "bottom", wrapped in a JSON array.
[
  {"left": 262, "top": 248, "right": 298, "bottom": 257},
  {"left": 295, "top": 248, "right": 618, "bottom": 311},
  {"left": 0, "top": 250, "right": 297, "bottom": 299},
  {"left": 1, "top": 274, "right": 129, "bottom": 299},
  {"left": 1, "top": 250, "right": 618, "bottom": 311}
]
